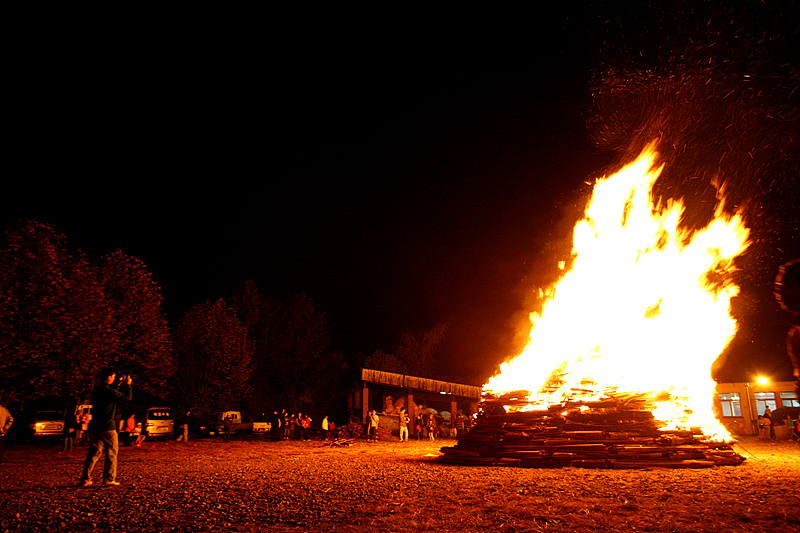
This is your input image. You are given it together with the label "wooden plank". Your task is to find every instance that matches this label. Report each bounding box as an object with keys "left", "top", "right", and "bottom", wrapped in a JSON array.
[{"left": 438, "top": 396, "right": 745, "bottom": 469}]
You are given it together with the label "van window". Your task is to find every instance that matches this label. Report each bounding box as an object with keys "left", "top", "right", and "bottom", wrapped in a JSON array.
[{"left": 148, "top": 409, "right": 173, "bottom": 420}]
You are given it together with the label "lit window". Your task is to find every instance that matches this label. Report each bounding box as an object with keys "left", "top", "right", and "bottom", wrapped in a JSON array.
[
  {"left": 718, "top": 393, "right": 741, "bottom": 417},
  {"left": 754, "top": 392, "right": 777, "bottom": 415},
  {"left": 780, "top": 391, "right": 800, "bottom": 408}
]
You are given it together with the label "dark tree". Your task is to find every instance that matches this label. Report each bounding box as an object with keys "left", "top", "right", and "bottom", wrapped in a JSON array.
[
  {"left": 363, "top": 349, "right": 410, "bottom": 374},
  {"left": 258, "top": 292, "right": 345, "bottom": 415},
  {"left": 60, "top": 253, "right": 119, "bottom": 398},
  {"left": 396, "top": 323, "right": 449, "bottom": 376},
  {"left": 0, "top": 220, "right": 118, "bottom": 402},
  {"left": 268, "top": 294, "right": 330, "bottom": 410},
  {"left": 229, "top": 279, "right": 280, "bottom": 414},
  {"left": 229, "top": 279, "right": 266, "bottom": 341},
  {"left": 172, "top": 299, "right": 252, "bottom": 415},
  {"left": 98, "top": 250, "right": 172, "bottom": 396}
]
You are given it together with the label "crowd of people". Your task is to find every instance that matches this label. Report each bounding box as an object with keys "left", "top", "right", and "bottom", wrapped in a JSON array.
[
  {"left": 757, "top": 406, "right": 800, "bottom": 441},
  {"left": 361, "top": 408, "right": 471, "bottom": 443},
  {"left": 0, "top": 366, "right": 478, "bottom": 489},
  {"left": 264, "top": 410, "right": 314, "bottom": 442}
]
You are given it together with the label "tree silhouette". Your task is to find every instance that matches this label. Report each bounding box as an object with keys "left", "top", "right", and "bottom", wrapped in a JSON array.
[
  {"left": 230, "top": 284, "right": 346, "bottom": 416},
  {"left": 98, "top": 250, "right": 172, "bottom": 396},
  {"left": 229, "top": 280, "right": 281, "bottom": 414},
  {"left": 229, "top": 279, "right": 266, "bottom": 341},
  {"left": 0, "top": 220, "right": 118, "bottom": 402},
  {"left": 59, "top": 253, "right": 119, "bottom": 399},
  {"left": 264, "top": 293, "right": 342, "bottom": 413},
  {"left": 363, "top": 349, "right": 410, "bottom": 374},
  {"left": 172, "top": 299, "right": 252, "bottom": 415},
  {"left": 396, "top": 323, "right": 449, "bottom": 376}
]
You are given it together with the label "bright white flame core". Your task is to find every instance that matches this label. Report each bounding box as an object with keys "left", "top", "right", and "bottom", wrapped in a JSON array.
[{"left": 485, "top": 144, "right": 750, "bottom": 438}]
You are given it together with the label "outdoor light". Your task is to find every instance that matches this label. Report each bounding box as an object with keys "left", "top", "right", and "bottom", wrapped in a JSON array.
[{"left": 757, "top": 377, "right": 768, "bottom": 385}]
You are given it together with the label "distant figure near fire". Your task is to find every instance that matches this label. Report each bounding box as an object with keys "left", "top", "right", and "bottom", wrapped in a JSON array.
[{"left": 774, "top": 258, "right": 800, "bottom": 391}]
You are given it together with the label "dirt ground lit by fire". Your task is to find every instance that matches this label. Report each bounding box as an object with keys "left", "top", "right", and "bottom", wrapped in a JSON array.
[{"left": 0, "top": 435, "right": 797, "bottom": 533}]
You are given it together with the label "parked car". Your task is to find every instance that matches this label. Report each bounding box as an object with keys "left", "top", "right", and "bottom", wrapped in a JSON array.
[
  {"left": 29, "top": 410, "right": 65, "bottom": 439},
  {"left": 210, "top": 411, "right": 270, "bottom": 436},
  {"left": 187, "top": 417, "right": 217, "bottom": 438},
  {"left": 140, "top": 407, "right": 174, "bottom": 440}
]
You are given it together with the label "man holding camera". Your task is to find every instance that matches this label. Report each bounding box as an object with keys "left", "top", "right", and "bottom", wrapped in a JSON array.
[{"left": 78, "top": 367, "right": 132, "bottom": 487}]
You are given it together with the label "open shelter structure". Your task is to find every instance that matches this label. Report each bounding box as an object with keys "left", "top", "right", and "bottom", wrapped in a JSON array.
[{"left": 350, "top": 368, "right": 482, "bottom": 437}]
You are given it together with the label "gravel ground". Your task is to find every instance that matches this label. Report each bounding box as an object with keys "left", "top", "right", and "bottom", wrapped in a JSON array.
[{"left": 0, "top": 435, "right": 798, "bottom": 533}]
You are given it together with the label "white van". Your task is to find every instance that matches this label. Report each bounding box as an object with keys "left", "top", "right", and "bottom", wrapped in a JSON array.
[{"left": 142, "top": 407, "right": 174, "bottom": 439}]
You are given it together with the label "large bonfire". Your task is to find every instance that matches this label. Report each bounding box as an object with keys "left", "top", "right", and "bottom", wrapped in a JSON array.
[{"left": 441, "top": 143, "right": 751, "bottom": 468}]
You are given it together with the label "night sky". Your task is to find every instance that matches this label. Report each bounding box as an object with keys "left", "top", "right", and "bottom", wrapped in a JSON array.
[{"left": 6, "top": 4, "right": 799, "bottom": 385}]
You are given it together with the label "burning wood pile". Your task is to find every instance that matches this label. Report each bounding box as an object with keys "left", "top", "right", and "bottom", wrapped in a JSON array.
[
  {"left": 440, "top": 391, "right": 745, "bottom": 469},
  {"left": 440, "top": 145, "right": 753, "bottom": 470}
]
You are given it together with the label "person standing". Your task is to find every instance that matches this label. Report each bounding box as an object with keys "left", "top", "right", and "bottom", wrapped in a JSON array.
[
  {"left": 426, "top": 414, "right": 436, "bottom": 442},
  {"left": 78, "top": 368, "right": 133, "bottom": 487},
  {"left": 454, "top": 410, "right": 469, "bottom": 438},
  {"left": 0, "top": 398, "right": 13, "bottom": 464},
  {"left": 223, "top": 414, "right": 234, "bottom": 443},
  {"left": 322, "top": 416, "right": 330, "bottom": 440},
  {"left": 78, "top": 407, "right": 90, "bottom": 446},
  {"left": 62, "top": 409, "right": 78, "bottom": 452},
  {"left": 176, "top": 411, "right": 191, "bottom": 442},
  {"left": 301, "top": 414, "right": 312, "bottom": 441},
  {"left": 368, "top": 410, "right": 379, "bottom": 442},
  {"left": 269, "top": 410, "right": 282, "bottom": 442},
  {"left": 763, "top": 407, "right": 775, "bottom": 439},
  {"left": 282, "top": 410, "right": 290, "bottom": 440},
  {"left": 398, "top": 408, "right": 409, "bottom": 442},
  {"left": 758, "top": 415, "right": 770, "bottom": 439}
]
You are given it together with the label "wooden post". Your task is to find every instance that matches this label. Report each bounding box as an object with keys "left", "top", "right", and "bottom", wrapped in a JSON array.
[
  {"left": 743, "top": 382, "right": 757, "bottom": 436},
  {"left": 450, "top": 400, "right": 458, "bottom": 438},
  {"left": 408, "top": 393, "right": 416, "bottom": 438},
  {"left": 362, "top": 385, "right": 370, "bottom": 424}
]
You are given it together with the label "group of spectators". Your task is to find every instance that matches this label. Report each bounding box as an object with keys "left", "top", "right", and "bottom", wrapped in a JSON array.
[
  {"left": 60, "top": 407, "right": 93, "bottom": 451},
  {"left": 117, "top": 413, "right": 146, "bottom": 447},
  {"left": 758, "top": 406, "right": 800, "bottom": 440},
  {"left": 364, "top": 408, "right": 472, "bottom": 443},
  {"left": 266, "top": 410, "right": 313, "bottom": 442},
  {"left": 2, "top": 364, "right": 484, "bottom": 491},
  {"left": 414, "top": 412, "right": 438, "bottom": 441}
]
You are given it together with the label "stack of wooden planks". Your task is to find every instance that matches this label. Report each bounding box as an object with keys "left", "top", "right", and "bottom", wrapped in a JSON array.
[
  {"left": 439, "top": 391, "right": 745, "bottom": 469},
  {"left": 332, "top": 422, "right": 365, "bottom": 440}
]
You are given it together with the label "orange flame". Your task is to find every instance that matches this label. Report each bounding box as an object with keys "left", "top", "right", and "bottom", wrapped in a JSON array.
[{"left": 485, "top": 143, "right": 750, "bottom": 439}]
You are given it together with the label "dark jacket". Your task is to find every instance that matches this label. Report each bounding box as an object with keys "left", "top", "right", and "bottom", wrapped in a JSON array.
[
  {"left": 88, "top": 383, "right": 133, "bottom": 432},
  {"left": 62, "top": 411, "right": 78, "bottom": 436}
]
